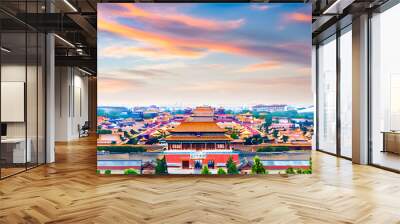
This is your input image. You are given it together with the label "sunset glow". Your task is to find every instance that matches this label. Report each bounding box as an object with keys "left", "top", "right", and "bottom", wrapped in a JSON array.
[{"left": 98, "top": 3, "right": 312, "bottom": 107}]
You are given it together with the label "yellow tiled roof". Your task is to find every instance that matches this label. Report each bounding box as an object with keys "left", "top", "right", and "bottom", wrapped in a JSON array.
[
  {"left": 170, "top": 122, "right": 225, "bottom": 133},
  {"left": 165, "top": 135, "right": 232, "bottom": 141}
]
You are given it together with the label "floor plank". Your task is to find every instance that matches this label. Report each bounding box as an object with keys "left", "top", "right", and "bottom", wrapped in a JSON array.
[{"left": 0, "top": 137, "right": 400, "bottom": 224}]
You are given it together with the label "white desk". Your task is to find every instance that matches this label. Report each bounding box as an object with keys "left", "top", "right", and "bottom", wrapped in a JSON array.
[{"left": 1, "top": 138, "right": 31, "bottom": 163}]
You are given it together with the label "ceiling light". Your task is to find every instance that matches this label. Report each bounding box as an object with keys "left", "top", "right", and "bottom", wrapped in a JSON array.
[
  {"left": 322, "top": 0, "right": 354, "bottom": 15},
  {"left": 54, "top": 34, "right": 75, "bottom": 48},
  {"left": 1, "top": 47, "right": 11, "bottom": 53},
  {"left": 78, "top": 67, "right": 93, "bottom": 76},
  {"left": 63, "top": 0, "right": 78, "bottom": 12}
]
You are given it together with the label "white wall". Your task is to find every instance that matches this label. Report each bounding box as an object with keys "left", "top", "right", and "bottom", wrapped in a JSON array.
[
  {"left": 1, "top": 63, "right": 46, "bottom": 164},
  {"left": 54, "top": 67, "right": 89, "bottom": 141},
  {"left": 1, "top": 65, "right": 26, "bottom": 138}
]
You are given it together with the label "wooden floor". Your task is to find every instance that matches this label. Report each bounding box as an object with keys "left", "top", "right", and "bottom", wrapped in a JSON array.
[
  {"left": 1, "top": 137, "right": 400, "bottom": 224},
  {"left": 372, "top": 150, "right": 400, "bottom": 171}
]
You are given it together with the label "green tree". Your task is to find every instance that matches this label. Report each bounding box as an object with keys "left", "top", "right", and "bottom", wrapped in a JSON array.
[
  {"left": 126, "top": 137, "right": 138, "bottom": 145},
  {"left": 226, "top": 156, "right": 239, "bottom": 174},
  {"left": 96, "top": 170, "right": 100, "bottom": 174},
  {"left": 262, "top": 136, "right": 270, "bottom": 143},
  {"left": 155, "top": 156, "right": 168, "bottom": 174},
  {"left": 217, "top": 168, "right": 227, "bottom": 175},
  {"left": 286, "top": 167, "right": 295, "bottom": 174},
  {"left": 303, "top": 157, "right": 312, "bottom": 174},
  {"left": 104, "top": 170, "right": 112, "bottom": 175},
  {"left": 273, "top": 129, "right": 279, "bottom": 139},
  {"left": 244, "top": 137, "right": 253, "bottom": 145},
  {"left": 264, "top": 113, "right": 272, "bottom": 130},
  {"left": 230, "top": 133, "right": 239, "bottom": 139},
  {"left": 124, "top": 168, "right": 139, "bottom": 175},
  {"left": 253, "top": 111, "right": 260, "bottom": 118},
  {"left": 257, "top": 146, "right": 290, "bottom": 152},
  {"left": 296, "top": 169, "right": 303, "bottom": 174},
  {"left": 251, "top": 156, "right": 266, "bottom": 174},
  {"left": 97, "top": 129, "right": 112, "bottom": 134},
  {"left": 201, "top": 165, "right": 211, "bottom": 175},
  {"left": 97, "top": 146, "right": 145, "bottom": 153},
  {"left": 156, "top": 130, "right": 168, "bottom": 139},
  {"left": 146, "top": 137, "right": 159, "bottom": 145},
  {"left": 282, "top": 135, "right": 289, "bottom": 143},
  {"left": 252, "top": 134, "right": 263, "bottom": 145},
  {"left": 124, "top": 131, "right": 130, "bottom": 138}
]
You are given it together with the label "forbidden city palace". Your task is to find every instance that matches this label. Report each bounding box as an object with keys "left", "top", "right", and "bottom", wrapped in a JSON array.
[{"left": 164, "top": 107, "right": 239, "bottom": 174}]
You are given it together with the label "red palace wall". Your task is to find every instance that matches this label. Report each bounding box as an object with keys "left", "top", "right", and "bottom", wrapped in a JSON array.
[{"left": 165, "top": 153, "right": 239, "bottom": 168}]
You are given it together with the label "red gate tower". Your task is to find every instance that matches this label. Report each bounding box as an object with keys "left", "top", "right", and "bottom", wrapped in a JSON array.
[{"left": 164, "top": 107, "right": 239, "bottom": 174}]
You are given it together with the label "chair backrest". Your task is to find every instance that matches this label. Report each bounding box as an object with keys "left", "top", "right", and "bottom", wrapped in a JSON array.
[{"left": 82, "top": 121, "right": 90, "bottom": 129}]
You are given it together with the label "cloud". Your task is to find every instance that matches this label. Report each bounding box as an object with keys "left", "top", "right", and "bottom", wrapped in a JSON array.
[
  {"left": 241, "top": 75, "right": 311, "bottom": 87},
  {"left": 98, "top": 78, "right": 145, "bottom": 93},
  {"left": 203, "top": 64, "right": 225, "bottom": 69},
  {"left": 100, "top": 45, "right": 205, "bottom": 59},
  {"left": 100, "top": 68, "right": 174, "bottom": 81},
  {"left": 98, "top": 18, "right": 309, "bottom": 66},
  {"left": 238, "top": 61, "right": 281, "bottom": 73},
  {"left": 250, "top": 4, "right": 269, "bottom": 11},
  {"left": 284, "top": 12, "right": 311, "bottom": 23},
  {"left": 296, "top": 67, "right": 311, "bottom": 76},
  {"left": 114, "top": 4, "right": 245, "bottom": 32},
  {"left": 97, "top": 4, "right": 313, "bottom": 107},
  {"left": 174, "top": 75, "right": 311, "bottom": 93}
]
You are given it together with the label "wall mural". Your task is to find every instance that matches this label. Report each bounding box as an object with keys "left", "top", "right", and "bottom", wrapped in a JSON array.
[{"left": 97, "top": 3, "right": 313, "bottom": 175}]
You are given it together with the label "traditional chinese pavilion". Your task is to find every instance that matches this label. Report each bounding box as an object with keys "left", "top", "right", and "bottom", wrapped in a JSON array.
[{"left": 164, "top": 107, "right": 239, "bottom": 174}]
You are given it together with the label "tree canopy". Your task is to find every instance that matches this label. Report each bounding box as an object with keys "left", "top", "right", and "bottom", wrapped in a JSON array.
[
  {"left": 226, "top": 156, "right": 239, "bottom": 174},
  {"left": 155, "top": 156, "right": 168, "bottom": 174},
  {"left": 251, "top": 156, "right": 266, "bottom": 174}
]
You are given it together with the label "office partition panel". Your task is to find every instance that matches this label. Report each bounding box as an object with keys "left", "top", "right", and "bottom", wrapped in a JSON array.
[
  {"left": 0, "top": 1, "right": 47, "bottom": 179},
  {"left": 0, "top": 31, "right": 28, "bottom": 177}
]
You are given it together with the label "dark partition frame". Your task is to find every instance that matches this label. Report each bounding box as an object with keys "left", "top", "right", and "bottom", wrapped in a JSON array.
[{"left": 0, "top": 0, "right": 47, "bottom": 180}]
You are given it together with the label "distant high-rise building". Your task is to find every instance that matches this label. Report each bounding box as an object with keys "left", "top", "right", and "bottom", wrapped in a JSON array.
[{"left": 252, "top": 104, "right": 288, "bottom": 113}]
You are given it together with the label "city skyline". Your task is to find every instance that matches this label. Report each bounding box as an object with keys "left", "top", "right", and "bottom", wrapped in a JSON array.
[
  {"left": 98, "top": 3, "right": 312, "bottom": 107},
  {"left": 98, "top": 103, "right": 314, "bottom": 110}
]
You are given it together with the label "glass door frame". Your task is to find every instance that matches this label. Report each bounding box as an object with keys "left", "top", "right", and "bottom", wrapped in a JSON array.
[
  {"left": 367, "top": 1, "right": 400, "bottom": 173},
  {"left": 315, "top": 22, "right": 353, "bottom": 161},
  {"left": 0, "top": 2, "right": 48, "bottom": 180}
]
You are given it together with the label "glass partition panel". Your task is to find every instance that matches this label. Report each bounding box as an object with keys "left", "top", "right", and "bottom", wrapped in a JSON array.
[
  {"left": 371, "top": 4, "right": 400, "bottom": 171},
  {"left": 0, "top": 1, "right": 47, "bottom": 179},
  {"left": 27, "top": 30, "right": 38, "bottom": 169},
  {"left": 1, "top": 30, "right": 27, "bottom": 177},
  {"left": 339, "top": 28, "right": 352, "bottom": 158},
  {"left": 317, "top": 35, "right": 337, "bottom": 154},
  {"left": 38, "top": 32, "right": 46, "bottom": 165}
]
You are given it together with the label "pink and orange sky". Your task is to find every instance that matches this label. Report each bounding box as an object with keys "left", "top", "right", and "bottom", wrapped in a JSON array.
[{"left": 98, "top": 3, "right": 312, "bottom": 107}]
